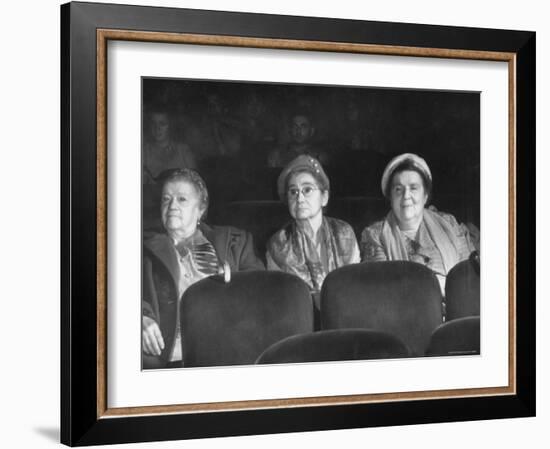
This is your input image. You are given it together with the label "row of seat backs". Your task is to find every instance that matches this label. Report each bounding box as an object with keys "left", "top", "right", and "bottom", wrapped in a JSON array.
[
  {"left": 180, "top": 260, "right": 480, "bottom": 367},
  {"left": 320, "top": 261, "right": 443, "bottom": 356},
  {"left": 320, "top": 258, "right": 480, "bottom": 354},
  {"left": 256, "top": 318, "right": 480, "bottom": 364}
]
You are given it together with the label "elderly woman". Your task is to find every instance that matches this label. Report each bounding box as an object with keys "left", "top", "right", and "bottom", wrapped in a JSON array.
[
  {"left": 266, "top": 155, "right": 360, "bottom": 318},
  {"left": 142, "top": 168, "right": 264, "bottom": 369},
  {"left": 360, "top": 153, "right": 479, "bottom": 294}
]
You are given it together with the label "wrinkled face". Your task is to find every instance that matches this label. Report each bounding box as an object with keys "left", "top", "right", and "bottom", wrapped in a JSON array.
[
  {"left": 390, "top": 170, "right": 428, "bottom": 228},
  {"left": 287, "top": 172, "right": 328, "bottom": 222},
  {"left": 290, "top": 115, "right": 314, "bottom": 144},
  {"left": 150, "top": 113, "right": 170, "bottom": 142},
  {"left": 161, "top": 179, "right": 205, "bottom": 235}
]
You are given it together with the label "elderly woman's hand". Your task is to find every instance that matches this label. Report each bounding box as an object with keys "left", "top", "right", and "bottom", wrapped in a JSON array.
[{"left": 142, "top": 316, "right": 165, "bottom": 356}]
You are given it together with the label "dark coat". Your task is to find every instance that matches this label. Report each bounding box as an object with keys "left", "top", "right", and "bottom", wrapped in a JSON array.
[{"left": 142, "top": 223, "right": 265, "bottom": 364}]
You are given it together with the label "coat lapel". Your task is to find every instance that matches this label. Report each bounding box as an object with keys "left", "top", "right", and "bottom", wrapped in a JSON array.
[
  {"left": 200, "top": 223, "right": 227, "bottom": 264},
  {"left": 144, "top": 233, "right": 180, "bottom": 288}
]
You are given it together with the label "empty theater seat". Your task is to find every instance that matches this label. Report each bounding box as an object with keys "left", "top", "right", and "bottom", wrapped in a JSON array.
[
  {"left": 320, "top": 261, "right": 444, "bottom": 356},
  {"left": 208, "top": 200, "right": 288, "bottom": 257},
  {"left": 256, "top": 328, "right": 410, "bottom": 364},
  {"left": 180, "top": 271, "right": 314, "bottom": 367},
  {"left": 445, "top": 258, "right": 480, "bottom": 321},
  {"left": 425, "top": 316, "right": 480, "bottom": 356},
  {"left": 143, "top": 184, "right": 163, "bottom": 234}
]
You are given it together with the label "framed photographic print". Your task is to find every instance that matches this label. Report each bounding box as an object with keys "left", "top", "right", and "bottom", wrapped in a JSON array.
[{"left": 61, "top": 1, "right": 535, "bottom": 446}]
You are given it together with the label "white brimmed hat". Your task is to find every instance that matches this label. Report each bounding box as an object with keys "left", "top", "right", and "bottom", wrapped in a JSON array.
[{"left": 380, "top": 153, "right": 432, "bottom": 197}]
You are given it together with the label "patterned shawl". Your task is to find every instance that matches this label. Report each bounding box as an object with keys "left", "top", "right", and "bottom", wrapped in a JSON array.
[
  {"left": 379, "top": 208, "right": 465, "bottom": 274},
  {"left": 267, "top": 216, "right": 360, "bottom": 293}
]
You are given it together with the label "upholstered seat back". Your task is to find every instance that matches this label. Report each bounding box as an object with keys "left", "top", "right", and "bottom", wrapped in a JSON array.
[
  {"left": 181, "top": 271, "right": 314, "bottom": 367},
  {"left": 208, "top": 200, "right": 288, "bottom": 258},
  {"left": 445, "top": 259, "right": 480, "bottom": 321},
  {"left": 320, "top": 261, "right": 443, "bottom": 356},
  {"left": 256, "top": 328, "right": 410, "bottom": 364},
  {"left": 425, "top": 316, "right": 480, "bottom": 356}
]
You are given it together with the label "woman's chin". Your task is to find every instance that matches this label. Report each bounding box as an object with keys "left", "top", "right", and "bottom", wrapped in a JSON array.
[
  {"left": 165, "top": 218, "right": 182, "bottom": 230},
  {"left": 395, "top": 207, "right": 420, "bottom": 222},
  {"left": 294, "top": 211, "right": 313, "bottom": 221},
  {"left": 395, "top": 212, "right": 423, "bottom": 229}
]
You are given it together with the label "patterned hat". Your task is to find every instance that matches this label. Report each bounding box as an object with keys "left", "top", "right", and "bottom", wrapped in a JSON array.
[
  {"left": 277, "top": 155, "right": 330, "bottom": 201},
  {"left": 380, "top": 153, "right": 432, "bottom": 197}
]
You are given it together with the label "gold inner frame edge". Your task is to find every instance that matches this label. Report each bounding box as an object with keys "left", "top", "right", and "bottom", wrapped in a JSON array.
[{"left": 95, "top": 28, "right": 517, "bottom": 418}]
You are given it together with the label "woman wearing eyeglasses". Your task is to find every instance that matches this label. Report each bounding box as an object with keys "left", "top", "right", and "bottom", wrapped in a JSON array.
[
  {"left": 266, "top": 155, "right": 360, "bottom": 318},
  {"left": 360, "top": 153, "right": 479, "bottom": 294},
  {"left": 142, "top": 168, "right": 265, "bottom": 369}
]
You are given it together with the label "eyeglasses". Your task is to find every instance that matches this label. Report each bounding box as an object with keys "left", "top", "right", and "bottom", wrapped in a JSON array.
[{"left": 287, "top": 185, "right": 320, "bottom": 199}]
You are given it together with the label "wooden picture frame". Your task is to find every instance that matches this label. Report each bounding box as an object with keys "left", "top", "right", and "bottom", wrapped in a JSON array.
[{"left": 61, "top": 1, "right": 535, "bottom": 445}]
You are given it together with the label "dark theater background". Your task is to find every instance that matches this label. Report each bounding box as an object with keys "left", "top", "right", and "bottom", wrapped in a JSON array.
[{"left": 142, "top": 78, "right": 480, "bottom": 258}]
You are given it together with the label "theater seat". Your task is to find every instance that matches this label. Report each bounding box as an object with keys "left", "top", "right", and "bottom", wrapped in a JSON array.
[
  {"left": 425, "top": 316, "right": 480, "bottom": 356},
  {"left": 256, "top": 328, "right": 410, "bottom": 364},
  {"left": 445, "top": 258, "right": 480, "bottom": 321},
  {"left": 180, "top": 271, "right": 314, "bottom": 367},
  {"left": 143, "top": 184, "right": 163, "bottom": 233},
  {"left": 208, "top": 200, "right": 289, "bottom": 258},
  {"left": 320, "top": 261, "right": 443, "bottom": 356}
]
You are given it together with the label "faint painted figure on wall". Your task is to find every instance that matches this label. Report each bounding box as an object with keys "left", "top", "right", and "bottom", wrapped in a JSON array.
[
  {"left": 143, "top": 110, "right": 197, "bottom": 184},
  {"left": 267, "top": 113, "right": 330, "bottom": 167}
]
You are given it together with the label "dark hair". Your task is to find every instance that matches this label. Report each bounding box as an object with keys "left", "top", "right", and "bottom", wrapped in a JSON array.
[
  {"left": 289, "top": 111, "right": 314, "bottom": 126},
  {"left": 145, "top": 107, "right": 172, "bottom": 126},
  {"left": 157, "top": 168, "right": 209, "bottom": 220},
  {"left": 385, "top": 160, "right": 432, "bottom": 201}
]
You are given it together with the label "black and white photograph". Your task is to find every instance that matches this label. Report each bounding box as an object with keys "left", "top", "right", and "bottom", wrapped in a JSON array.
[
  {"left": 0, "top": 0, "right": 545, "bottom": 444},
  {"left": 141, "top": 78, "right": 481, "bottom": 369}
]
